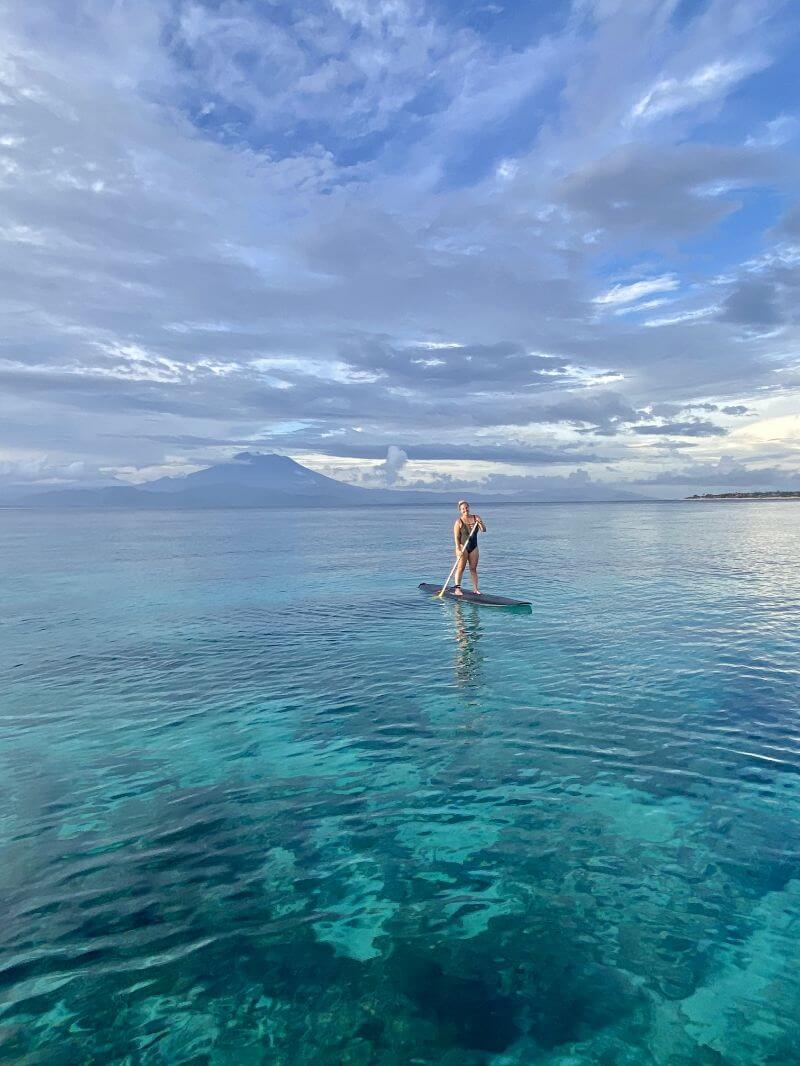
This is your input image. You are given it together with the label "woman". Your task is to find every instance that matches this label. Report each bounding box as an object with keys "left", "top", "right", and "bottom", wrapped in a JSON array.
[{"left": 452, "top": 500, "right": 486, "bottom": 596}]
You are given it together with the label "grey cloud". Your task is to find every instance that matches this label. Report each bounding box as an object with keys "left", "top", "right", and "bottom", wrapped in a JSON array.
[
  {"left": 398, "top": 467, "right": 645, "bottom": 500},
  {"left": 650, "top": 401, "right": 751, "bottom": 419},
  {"left": 1, "top": 0, "right": 798, "bottom": 491},
  {"left": 0, "top": 366, "right": 232, "bottom": 418},
  {"left": 776, "top": 202, "right": 800, "bottom": 238},
  {"left": 289, "top": 441, "right": 611, "bottom": 464},
  {"left": 339, "top": 338, "right": 572, "bottom": 389},
  {"left": 650, "top": 401, "right": 717, "bottom": 418},
  {"left": 636, "top": 458, "right": 800, "bottom": 488},
  {"left": 561, "top": 143, "right": 782, "bottom": 235},
  {"left": 115, "top": 433, "right": 252, "bottom": 447},
  {"left": 632, "top": 420, "right": 726, "bottom": 437},
  {"left": 0, "top": 356, "right": 656, "bottom": 443},
  {"left": 539, "top": 392, "right": 644, "bottom": 433},
  {"left": 719, "top": 279, "right": 782, "bottom": 327},
  {"left": 558, "top": 317, "right": 785, "bottom": 405}
]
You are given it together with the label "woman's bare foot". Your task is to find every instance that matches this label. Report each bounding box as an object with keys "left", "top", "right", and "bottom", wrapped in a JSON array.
[{"left": 453, "top": 585, "right": 464, "bottom": 596}]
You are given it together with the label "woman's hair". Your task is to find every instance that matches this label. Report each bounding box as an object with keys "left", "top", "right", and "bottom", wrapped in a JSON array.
[{"left": 457, "top": 499, "right": 469, "bottom": 508}]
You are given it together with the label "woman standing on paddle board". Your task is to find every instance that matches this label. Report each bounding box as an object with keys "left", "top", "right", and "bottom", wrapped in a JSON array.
[{"left": 453, "top": 500, "right": 486, "bottom": 596}]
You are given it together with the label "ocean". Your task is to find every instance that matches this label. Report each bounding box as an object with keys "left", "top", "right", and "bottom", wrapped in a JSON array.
[{"left": 1, "top": 502, "right": 799, "bottom": 1063}]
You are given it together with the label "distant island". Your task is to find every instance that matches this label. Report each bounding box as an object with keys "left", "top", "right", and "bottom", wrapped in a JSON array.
[
  {"left": 3, "top": 452, "right": 653, "bottom": 509},
  {"left": 687, "top": 491, "right": 800, "bottom": 500}
]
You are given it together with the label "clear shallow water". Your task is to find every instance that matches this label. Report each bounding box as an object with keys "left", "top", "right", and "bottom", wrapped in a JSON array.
[{"left": 1, "top": 502, "right": 800, "bottom": 1064}]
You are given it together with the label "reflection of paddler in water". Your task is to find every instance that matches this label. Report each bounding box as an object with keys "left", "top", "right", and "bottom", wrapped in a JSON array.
[
  {"left": 452, "top": 599, "right": 484, "bottom": 688},
  {"left": 452, "top": 500, "right": 487, "bottom": 596}
]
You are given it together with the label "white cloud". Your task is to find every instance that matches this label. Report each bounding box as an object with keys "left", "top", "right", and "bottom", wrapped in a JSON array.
[
  {"left": 106, "top": 458, "right": 206, "bottom": 484},
  {"left": 693, "top": 178, "right": 750, "bottom": 198},
  {"left": 731, "top": 413, "right": 800, "bottom": 447},
  {"left": 629, "top": 57, "right": 766, "bottom": 125},
  {"left": 745, "top": 114, "right": 799, "bottom": 148},
  {"left": 594, "top": 274, "right": 680, "bottom": 306},
  {"left": 0, "top": 452, "right": 86, "bottom": 485},
  {"left": 613, "top": 297, "right": 672, "bottom": 316},
  {"left": 644, "top": 305, "right": 719, "bottom": 328},
  {"left": 0, "top": 224, "right": 48, "bottom": 245},
  {"left": 378, "top": 444, "right": 408, "bottom": 485},
  {"left": 496, "top": 159, "right": 518, "bottom": 180},
  {"left": 742, "top": 244, "right": 800, "bottom": 273}
]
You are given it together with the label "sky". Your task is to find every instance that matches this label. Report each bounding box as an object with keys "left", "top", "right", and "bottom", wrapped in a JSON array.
[{"left": 1, "top": 0, "right": 799, "bottom": 499}]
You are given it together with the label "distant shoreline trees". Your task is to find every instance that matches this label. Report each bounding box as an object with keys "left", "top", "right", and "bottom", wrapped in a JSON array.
[{"left": 687, "top": 491, "right": 800, "bottom": 499}]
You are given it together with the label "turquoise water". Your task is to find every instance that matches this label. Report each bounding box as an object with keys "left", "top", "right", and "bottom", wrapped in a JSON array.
[{"left": 1, "top": 503, "right": 800, "bottom": 1064}]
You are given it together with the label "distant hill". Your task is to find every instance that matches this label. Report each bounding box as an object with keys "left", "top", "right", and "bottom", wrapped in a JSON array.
[
  {"left": 141, "top": 452, "right": 365, "bottom": 500},
  {"left": 17, "top": 453, "right": 444, "bottom": 509},
  {"left": 8, "top": 451, "right": 652, "bottom": 508}
]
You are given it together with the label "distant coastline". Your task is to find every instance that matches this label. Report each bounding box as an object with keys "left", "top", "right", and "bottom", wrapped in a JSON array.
[
  {"left": 1, "top": 452, "right": 654, "bottom": 509},
  {"left": 687, "top": 491, "right": 800, "bottom": 500}
]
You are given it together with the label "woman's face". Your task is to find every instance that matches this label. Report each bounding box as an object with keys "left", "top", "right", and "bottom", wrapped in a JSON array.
[{"left": 459, "top": 503, "right": 470, "bottom": 518}]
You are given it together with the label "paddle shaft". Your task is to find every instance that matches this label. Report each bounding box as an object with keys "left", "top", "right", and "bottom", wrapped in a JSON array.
[{"left": 436, "top": 518, "right": 481, "bottom": 598}]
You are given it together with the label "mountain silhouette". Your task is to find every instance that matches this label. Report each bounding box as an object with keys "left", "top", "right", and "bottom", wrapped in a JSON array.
[{"left": 10, "top": 451, "right": 651, "bottom": 507}]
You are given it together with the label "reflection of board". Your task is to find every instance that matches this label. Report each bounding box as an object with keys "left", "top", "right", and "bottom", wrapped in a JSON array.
[{"left": 418, "top": 583, "right": 532, "bottom": 610}]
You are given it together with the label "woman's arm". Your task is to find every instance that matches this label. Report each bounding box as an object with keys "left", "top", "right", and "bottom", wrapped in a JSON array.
[
  {"left": 475, "top": 514, "right": 487, "bottom": 532},
  {"left": 453, "top": 519, "right": 463, "bottom": 553}
]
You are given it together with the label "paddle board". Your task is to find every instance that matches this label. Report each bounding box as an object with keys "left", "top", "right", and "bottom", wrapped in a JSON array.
[{"left": 418, "top": 583, "right": 532, "bottom": 610}]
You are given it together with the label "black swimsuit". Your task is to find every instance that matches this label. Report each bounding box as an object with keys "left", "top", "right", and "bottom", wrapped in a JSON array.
[{"left": 460, "top": 519, "right": 479, "bottom": 553}]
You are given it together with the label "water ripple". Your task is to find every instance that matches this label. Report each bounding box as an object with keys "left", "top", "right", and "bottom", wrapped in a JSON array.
[{"left": 1, "top": 504, "right": 800, "bottom": 1061}]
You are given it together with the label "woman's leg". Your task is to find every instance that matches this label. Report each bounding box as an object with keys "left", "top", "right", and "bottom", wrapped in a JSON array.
[
  {"left": 454, "top": 550, "right": 467, "bottom": 594},
  {"left": 468, "top": 548, "right": 480, "bottom": 593}
]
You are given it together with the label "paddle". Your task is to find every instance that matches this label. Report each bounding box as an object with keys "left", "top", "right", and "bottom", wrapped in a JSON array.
[{"left": 436, "top": 519, "right": 479, "bottom": 599}]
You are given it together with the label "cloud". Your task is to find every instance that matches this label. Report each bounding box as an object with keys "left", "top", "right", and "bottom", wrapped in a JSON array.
[
  {"left": 288, "top": 441, "right": 611, "bottom": 465},
  {"left": 0, "top": 455, "right": 86, "bottom": 486},
  {"left": 745, "top": 114, "right": 799, "bottom": 148},
  {"left": 777, "top": 203, "right": 800, "bottom": 238},
  {"left": 644, "top": 305, "right": 718, "bottom": 328},
  {"left": 632, "top": 419, "right": 727, "bottom": 438},
  {"left": 719, "top": 279, "right": 782, "bottom": 327},
  {"left": 560, "top": 143, "right": 783, "bottom": 235},
  {"left": 378, "top": 445, "right": 408, "bottom": 485},
  {"left": 538, "top": 391, "right": 645, "bottom": 434},
  {"left": 337, "top": 339, "right": 575, "bottom": 389},
  {"left": 612, "top": 297, "right": 673, "bottom": 316},
  {"left": 593, "top": 274, "right": 680, "bottom": 307},
  {"left": 0, "top": 0, "right": 798, "bottom": 495},
  {"left": 396, "top": 465, "right": 635, "bottom": 499},
  {"left": 636, "top": 456, "right": 800, "bottom": 488},
  {"left": 629, "top": 57, "right": 767, "bottom": 125}
]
